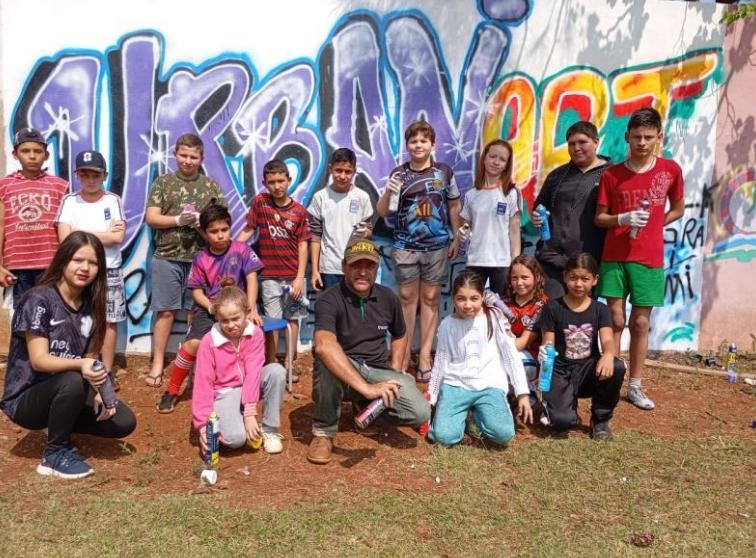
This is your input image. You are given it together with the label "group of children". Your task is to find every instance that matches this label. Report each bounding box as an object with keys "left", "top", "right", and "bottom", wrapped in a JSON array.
[{"left": 0, "top": 103, "right": 683, "bottom": 477}]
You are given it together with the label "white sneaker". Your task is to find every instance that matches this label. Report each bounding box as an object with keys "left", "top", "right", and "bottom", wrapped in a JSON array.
[
  {"left": 628, "top": 386, "right": 656, "bottom": 410},
  {"left": 262, "top": 432, "right": 283, "bottom": 454}
]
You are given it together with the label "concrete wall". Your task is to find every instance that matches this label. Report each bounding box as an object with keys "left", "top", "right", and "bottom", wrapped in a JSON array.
[
  {"left": 700, "top": 16, "right": 756, "bottom": 352},
  {"left": 0, "top": 0, "right": 750, "bottom": 353}
]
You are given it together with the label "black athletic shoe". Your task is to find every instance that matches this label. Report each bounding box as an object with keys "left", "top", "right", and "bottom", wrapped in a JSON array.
[{"left": 591, "top": 419, "right": 613, "bottom": 441}]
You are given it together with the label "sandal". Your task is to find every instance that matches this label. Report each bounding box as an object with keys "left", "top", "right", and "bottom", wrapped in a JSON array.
[
  {"left": 144, "top": 373, "right": 163, "bottom": 388},
  {"left": 415, "top": 368, "right": 432, "bottom": 384},
  {"left": 156, "top": 392, "right": 177, "bottom": 414}
]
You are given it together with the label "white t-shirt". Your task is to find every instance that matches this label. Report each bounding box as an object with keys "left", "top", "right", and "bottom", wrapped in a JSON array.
[
  {"left": 308, "top": 185, "right": 373, "bottom": 274},
  {"left": 434, "top": 313, "right": 509, "bottom": 394},
  {"left": 56, "top": 191, "right": 125, "bottom": 268},
  {"left": 460, "top": 187, "right": 520, "bottom": 267}
]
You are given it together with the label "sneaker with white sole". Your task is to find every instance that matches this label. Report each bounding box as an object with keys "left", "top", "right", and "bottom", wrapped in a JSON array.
[
  {"left": 627, "top": 386, "right": 656, "bottom": 410},
  {"left": 36, "top": 447, "right": 94, "bottom": 479},
  {"left": 262, "top": 432, "right": 283, "bottom": 454}
]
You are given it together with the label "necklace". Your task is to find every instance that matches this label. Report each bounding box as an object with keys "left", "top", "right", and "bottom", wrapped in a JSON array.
[{"left": 625, "top": 157, "right": 656, "bottom": 174}]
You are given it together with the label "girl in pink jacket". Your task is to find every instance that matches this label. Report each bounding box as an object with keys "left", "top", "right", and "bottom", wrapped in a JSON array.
[{"left": 192, "top": 286, "right": 286, "bottom": 454}]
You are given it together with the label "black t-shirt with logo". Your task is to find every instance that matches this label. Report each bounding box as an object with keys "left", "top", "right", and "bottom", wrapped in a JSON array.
[
  {"left": 0, "top": 286, "right": 93, "bottom": 419},
  {"left": 314, "top": 281, "right": 406, "bottom": 368},
  {"left": 538, "top": 297, "right": 611, "bottom": 364}
]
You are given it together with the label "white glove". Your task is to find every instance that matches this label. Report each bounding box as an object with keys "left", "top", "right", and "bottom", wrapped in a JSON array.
[
  {"left": 618, "top": 209, "right": 649, "bottom": 228},
  {"left": 176, "top": 211, "right": 199, "bottom": 227},
  {"left": 386, "top": 174, "right": 402, "bottom": 195}
]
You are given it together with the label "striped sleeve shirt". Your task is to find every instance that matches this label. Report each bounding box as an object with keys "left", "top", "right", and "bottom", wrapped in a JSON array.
[
  {"left": 0, "top": 170, "right": 68, "bottom": 270},
  {"left": 244, "top": 193, "right": 311, "bottom": 278}
]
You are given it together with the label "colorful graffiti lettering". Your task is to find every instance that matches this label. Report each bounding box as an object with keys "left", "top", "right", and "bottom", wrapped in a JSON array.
[{"left": 6, "top": 2, "right": 724, "bottom": 352}]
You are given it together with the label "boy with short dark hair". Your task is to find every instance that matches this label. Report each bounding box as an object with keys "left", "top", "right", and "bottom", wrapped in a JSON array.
[
  {"left": 144, "top": 133, "right": 226, "bottom": 387},
  {"left": 0, "top": 128, "right": 68, "bottom": 304},
  {"left": 237, "top": 159, "right": 311, "bottom": 369},
  {"left": 56, "top": 150, "right": 125, "bottom": 377},
  {"left": 594, "top": 107, "right": 685, "bottom": 410},
  {"left": 376, "top": 120, "right": 461, "bottom": 381},
  {"left": 308, "top": 148, "right": 374, "bottom": 291},
  {"left": 156, "top": 204, "right": 275, "bottom": 423},
  {"left": 532, "top": 120, "right": 610, "bottom": 299}
]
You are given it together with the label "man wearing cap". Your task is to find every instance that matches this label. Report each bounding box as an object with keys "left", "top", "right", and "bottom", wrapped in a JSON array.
[
  {"left": 307, "top": 238, "right": 431, "bottom": 464},
  {"left": 55, "top": 150, "right": 126, "bottom": 377},
  {"left": 0, "top": 128, "right": 68, "bottom": 302}
]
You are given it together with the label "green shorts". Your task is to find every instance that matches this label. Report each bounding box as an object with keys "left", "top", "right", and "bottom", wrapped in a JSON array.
[{"left": 596, "top": 261, "right": 665, "bottom": 307}]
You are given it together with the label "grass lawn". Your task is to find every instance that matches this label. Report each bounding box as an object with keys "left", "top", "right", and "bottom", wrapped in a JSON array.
[{"left": 1, "top": 432, "right": 753, "bottom": 557}]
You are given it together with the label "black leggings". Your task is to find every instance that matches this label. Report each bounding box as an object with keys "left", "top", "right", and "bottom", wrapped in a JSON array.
[
  {"left": 12, "top": 371, "right": 137, "bottom": 454},
  {"left": 543, "top": 357, "right": 626, "bottom": 429}
]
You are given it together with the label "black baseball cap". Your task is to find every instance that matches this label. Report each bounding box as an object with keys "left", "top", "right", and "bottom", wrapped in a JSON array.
[
  {"left": 75, "top": 150, "right": 107, "bottom": 172},
  {"left": 13, "top": 128, "right": 47, "bottom": 148}
]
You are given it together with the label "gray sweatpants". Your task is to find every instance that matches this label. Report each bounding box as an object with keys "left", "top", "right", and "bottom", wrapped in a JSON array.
[{"left": 213, "top": 363, "right": 286, "bottom": 448}]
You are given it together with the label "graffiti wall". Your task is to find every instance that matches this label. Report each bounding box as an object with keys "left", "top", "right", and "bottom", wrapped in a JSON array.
[{"left": 0, "top": 0, "right": 740, "bottom": 353}]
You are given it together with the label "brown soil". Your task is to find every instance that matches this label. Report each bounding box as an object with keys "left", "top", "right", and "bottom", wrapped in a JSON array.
[{"left": 0, "top": 353, "right": 754, "bottom": 507}]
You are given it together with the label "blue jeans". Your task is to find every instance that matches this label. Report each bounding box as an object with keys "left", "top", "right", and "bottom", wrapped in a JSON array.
[
  {"left": 10, "top": 269, "right": 45, "bottom": 310},
  {"left": 321, "top": 273, "right": 343, "bottom": 289},
  {"left": 429, "top": 384, "right": 515, "bottom": 446},
  {"left": 311, "top": 358, "right": 430, "bottom": 437}
]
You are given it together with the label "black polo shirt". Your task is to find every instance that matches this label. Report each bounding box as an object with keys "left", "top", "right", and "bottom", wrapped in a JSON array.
[
  {"left": 534, "top": 159, "right": 609, "bottom": 272},
  {"left": 314, "top": 280, "right": 406, "bottom": 368}
]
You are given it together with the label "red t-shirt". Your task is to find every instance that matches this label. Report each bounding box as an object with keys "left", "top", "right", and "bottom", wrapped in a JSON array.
[
  {"left": 597, "top": 158, "right": 684, "bottom": 268},
  {"left": 0, "top": 170, "right": 68, "bottom": 270},
  {"left": 245, "top": 193, "right": 311, "bottom": 278}
]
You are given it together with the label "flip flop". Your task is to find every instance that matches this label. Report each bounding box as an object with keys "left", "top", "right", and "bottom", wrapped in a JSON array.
[
  {"left": 144, "top": 373, "right": 163, "bottom": 388},
  {"left": 415, "top": 368, "right": 432, "bottom": 384}
]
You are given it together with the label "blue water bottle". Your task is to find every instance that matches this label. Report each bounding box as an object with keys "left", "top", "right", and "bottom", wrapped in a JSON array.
[
  {"left": 539, "top": 343, "right": 557, "bottom": 392},
  {"left": 535, "top": 204, "right": 551, "bottom": 241}
]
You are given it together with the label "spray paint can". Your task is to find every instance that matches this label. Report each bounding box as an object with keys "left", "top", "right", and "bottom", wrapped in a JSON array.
[
  {"left": 200, "top": 412, "right": 221, "bottom": 485},
  {"left": 93, "top": 360, "right": 117, "bottom": 409},
  {"left": 282, "top": 284, "right": 310, "bottom": 319},
  {"left": 535, "top": 204, "right": 551, "bottom": 241},
  {"left": 726, "top": 364, "right": 738, "bottom": 384},
  {"left": 725, "top": 343, "right": 737, "bottom": 370},
  {"left": 457, "top": 224, "right": 471, "bottom": 257},
  {"left": 629, "top": 197, "right": 651, "bottom": 239},
  {"left": 387, "top": 172, "right": 403, "bottom": 212},
  {"left": 538, "top": 344, "right": 557, "bottom": 393},
  {"left": 355, "top": 387, "right": 401, "bottom": 430},
  {"left": 348, "top": 220, "right": 369, "bottom": 243}
]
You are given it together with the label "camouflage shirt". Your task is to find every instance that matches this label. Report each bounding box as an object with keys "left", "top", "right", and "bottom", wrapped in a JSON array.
[{"left": 147, "top": 171, "right": 226, "bottom": 262}]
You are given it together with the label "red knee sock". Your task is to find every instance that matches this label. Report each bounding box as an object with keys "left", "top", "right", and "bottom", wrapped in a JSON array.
[{"left": 166, "top": 346, "right": 196, "bottom": 396}]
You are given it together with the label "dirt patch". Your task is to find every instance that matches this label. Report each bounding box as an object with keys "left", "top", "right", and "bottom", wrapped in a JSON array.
[{"left": 0, "top": 353, "right": 754, "bottom": 507}]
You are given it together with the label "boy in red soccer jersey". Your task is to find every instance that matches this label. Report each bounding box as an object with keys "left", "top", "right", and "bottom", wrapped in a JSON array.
[{"left": 594, "top": 107, "right": 685, "bottom": 410}]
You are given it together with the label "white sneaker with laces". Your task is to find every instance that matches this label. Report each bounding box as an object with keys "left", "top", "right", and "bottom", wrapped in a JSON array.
[
  {"left": 628, "top": 386, "right": 656, "bottom": 410},
  {"left": 262, "top": 432, "right": 283, "bottom": 454}
]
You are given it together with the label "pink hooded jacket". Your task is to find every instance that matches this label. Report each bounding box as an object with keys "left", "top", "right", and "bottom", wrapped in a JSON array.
[{"left": 192, "top": 321, "right": 265, "bottom": 430}]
